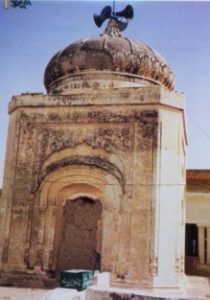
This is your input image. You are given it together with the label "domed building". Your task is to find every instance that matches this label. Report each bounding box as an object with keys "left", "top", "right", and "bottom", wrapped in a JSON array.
[
  {"left": 0, "top": 16, "right": 187, "bottom": 290},
  {"left": 44, "top": 19, "right": 174, "bottom": 94}
]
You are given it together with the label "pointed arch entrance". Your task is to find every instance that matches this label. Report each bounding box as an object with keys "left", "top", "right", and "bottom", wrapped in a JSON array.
[{"left": 28, "top": 159, "right": 124, "bottom": 276}]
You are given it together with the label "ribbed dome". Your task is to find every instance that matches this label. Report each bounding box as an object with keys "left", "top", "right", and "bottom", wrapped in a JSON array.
[{"left": 44, "top": 20, "right": 175, "bottom": 94}]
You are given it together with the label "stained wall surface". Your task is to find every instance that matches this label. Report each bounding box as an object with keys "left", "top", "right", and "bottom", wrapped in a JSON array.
[
  {"left": 0, "top": 86, "right": 186, "bottom": 289},
  {"left": 56, "top": 197, "right": 102, "bottom": 272}
]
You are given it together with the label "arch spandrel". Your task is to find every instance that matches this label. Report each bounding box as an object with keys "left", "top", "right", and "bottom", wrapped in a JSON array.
[
  {"left": 41, "top": 144, "right": 125, "bottom": 171},
  {"left": 39, "top": 164, "right": 123, "bottom": 208},
  {"left": 38, "top": 144, "right": 126, "bottom": 191}
]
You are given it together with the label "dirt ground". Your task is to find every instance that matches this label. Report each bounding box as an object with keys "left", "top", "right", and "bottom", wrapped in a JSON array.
[
  {"left": 0, "top": 287, "right": 47, "bottom": 300},
  {"left": 1, "top": 275, "right": 210, "bottom": 300},
  {"left": 0, "top": 287, "right": 84, "bottom": 300}
]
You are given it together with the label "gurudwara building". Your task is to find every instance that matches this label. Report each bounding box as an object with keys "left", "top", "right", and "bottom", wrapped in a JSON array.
[{"left": 0, "top": 8, "right": 209, "bottom": 291}]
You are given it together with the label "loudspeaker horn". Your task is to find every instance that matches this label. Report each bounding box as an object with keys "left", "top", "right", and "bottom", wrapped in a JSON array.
[
  {"left": 115, "top": 4, "right": 134, "bottom": 19},
  {"left": 94, "top": 5, "right": 112, "bottom": 27}
]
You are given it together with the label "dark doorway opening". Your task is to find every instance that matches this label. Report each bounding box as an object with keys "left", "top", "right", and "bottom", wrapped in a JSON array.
[
  {"left": 185, "top": 223, "right": 198, "bottom": 275},
  {"left": 185, "top": 223, "right": 198, "bottom": 257},
  {"left": 56, "top": 197, "right": 102, "bottom": 273}
]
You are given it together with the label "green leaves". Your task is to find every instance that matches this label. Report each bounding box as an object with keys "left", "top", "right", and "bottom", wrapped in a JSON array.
[{"left": 10, "top": 0, "right": 31, "bottom": 8}]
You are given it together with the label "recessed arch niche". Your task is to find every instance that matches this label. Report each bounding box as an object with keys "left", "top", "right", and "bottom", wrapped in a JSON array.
[{"left": 28, "top": 161, "right": 124, "bottom": 275}]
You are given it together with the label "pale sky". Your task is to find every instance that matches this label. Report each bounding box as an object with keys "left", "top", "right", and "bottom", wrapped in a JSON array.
[{"left": 1, "top": 0, "right": 210, "bottom": 186}]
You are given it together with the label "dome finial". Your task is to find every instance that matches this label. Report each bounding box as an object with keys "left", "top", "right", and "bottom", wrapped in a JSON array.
[
  {"left": 104, "top": 19, "right": 121, "bottom": 37},
  {"left": 93, "top": 3, "right": 134, "bottom": 32}
]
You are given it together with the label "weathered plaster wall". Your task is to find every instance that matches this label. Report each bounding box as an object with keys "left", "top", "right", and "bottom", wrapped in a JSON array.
[
  {"left": 151, "top": 106, "right": 186, "bottom": 288},
  {"left": 56, "top": 197, "right": 102, "bottom": 272},
  {"left": 186, "top": 192, "right": 210, "bottom": 225},
  {"left": 0, "top": 86, "right": 186, "bottom": 289}
]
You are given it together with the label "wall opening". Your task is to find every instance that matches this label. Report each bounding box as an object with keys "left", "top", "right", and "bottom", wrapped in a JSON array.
[
  {"left": 204, "top": 227, "right": 208, "bottom": 264},
  {"left": 185, "top": 223, "right": 198, "bottom": 275},
  {"left": 56, "top": 196, "right": 102, "bottom": 274},
  {"left": 185, "top": 223, "right": 198, "bottom": 257}
]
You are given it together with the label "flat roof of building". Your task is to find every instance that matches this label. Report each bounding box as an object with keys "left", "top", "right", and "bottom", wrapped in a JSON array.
[{"left": 187, "top": 169, "right": 210, "bottom": 191}]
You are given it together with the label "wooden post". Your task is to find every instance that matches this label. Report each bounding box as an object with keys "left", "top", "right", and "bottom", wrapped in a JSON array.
[
  {"left": 198, "top": 226, "right": 205, "bottom": 264},
  {"left": 207, "top": 227, "right": 210, "bottom": 265}
]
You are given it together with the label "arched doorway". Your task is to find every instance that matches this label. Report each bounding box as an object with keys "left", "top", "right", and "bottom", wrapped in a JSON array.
[
  {"left": 56, "top": 196, "right": 102, "bottom": 273},
  {"left": 30, "top": 163, "right": 123, "bottom": 274}
]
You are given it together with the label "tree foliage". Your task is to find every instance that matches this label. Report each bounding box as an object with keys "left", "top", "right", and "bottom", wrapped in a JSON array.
[{"left": 11, "top": 0, "right": 31, "bottom": 8}]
